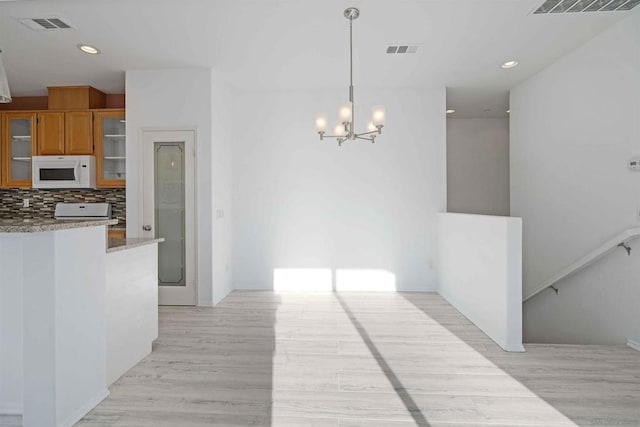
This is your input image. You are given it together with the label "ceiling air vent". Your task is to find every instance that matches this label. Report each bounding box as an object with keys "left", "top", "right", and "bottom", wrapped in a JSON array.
[
  {"left": 386, "top": 45, "right": 419, "bottom": 54},
  {"left": 534, "top": 0, "right": 640, "bottom": 13},
  {"left": 19, "top": 17, "right": 74, "bottom": 31}
]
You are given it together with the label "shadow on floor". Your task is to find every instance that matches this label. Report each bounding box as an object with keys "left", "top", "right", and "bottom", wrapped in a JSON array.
[
  {"left": 334, "top": 293, "right": 431, "bottom": 426},
  {"left": 400, "top": 293, "right": 640, "bottom": 426},
  {"left": 77, "top": 292, "right": 281, "bottom": 426}
]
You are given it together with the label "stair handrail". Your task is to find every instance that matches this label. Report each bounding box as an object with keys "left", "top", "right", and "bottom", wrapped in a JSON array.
[{"left": 523, "top": 227, "right": 640, "bottom": 302}]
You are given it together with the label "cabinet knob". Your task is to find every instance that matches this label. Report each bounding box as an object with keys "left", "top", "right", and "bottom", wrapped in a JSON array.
[{"left": 142, "top": 225, "right": 152, "bottom": 231}]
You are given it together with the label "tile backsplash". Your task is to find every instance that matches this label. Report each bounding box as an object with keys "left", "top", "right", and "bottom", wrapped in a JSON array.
[{"left": 0, "top": 188, "right": 125, "bottom": 226}]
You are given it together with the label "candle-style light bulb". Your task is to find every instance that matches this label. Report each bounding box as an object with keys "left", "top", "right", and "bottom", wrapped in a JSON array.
[
  {"left": 372, "top": 105, "right": 386, "bottom": 126},
  {"left": 315, "top": 114, "right": 328, "bottom": 133},
  {"left": 339, "top": 103, "right": 352, "bottom": 124}
]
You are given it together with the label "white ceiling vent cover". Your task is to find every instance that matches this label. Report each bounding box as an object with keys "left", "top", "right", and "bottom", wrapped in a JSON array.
[
  {"left": 19, "top": 17, "right": 74, "bottom": 31},
  {"left": 534, "top": 0, "right": 640, "bottom": 13},
  {"left": 386, "top": 45, "right": 419, "bottom": 54}
]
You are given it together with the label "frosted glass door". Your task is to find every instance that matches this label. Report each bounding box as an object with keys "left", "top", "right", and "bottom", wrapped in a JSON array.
[
  {"left": 154, "top": 142, "right": 185, "bottom": 286},
  {"left": 143, "top": 129, "right": 195, "bottom": 305},
  {"left": 10, "top": 118, "right": 33, "bottom": 181}
]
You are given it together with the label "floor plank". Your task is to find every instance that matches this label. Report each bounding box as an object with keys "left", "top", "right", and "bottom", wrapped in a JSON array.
[{"left": 77, "top": 291, "right": 640, "bottom": 426}]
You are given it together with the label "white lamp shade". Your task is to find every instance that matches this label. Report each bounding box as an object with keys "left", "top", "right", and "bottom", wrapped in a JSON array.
[
  {"left": 367, "top": 122, "right": 377, "bottom": 133},
  {"left": 315, "top": 114, "right": 328, "bottom": 132},
  {"left": 334, "top": 124, "right": 346, "bottom": 136},
  {"left": 0, "top": 50, "right": 11, "bottom": 103},
  {"left": 372, "top": 105, "right": 385, "bottom": 126},
  {"left": 339, "top": 103, "right": 352, "bottom": 123}
]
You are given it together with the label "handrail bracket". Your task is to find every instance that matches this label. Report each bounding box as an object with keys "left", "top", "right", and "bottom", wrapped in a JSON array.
[{"left": 618, "top": 242, "right": 632, "bottom": 256}]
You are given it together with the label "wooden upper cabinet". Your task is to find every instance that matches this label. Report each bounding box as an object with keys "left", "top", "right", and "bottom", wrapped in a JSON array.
[
  {"left": 37, "top": 112, "right": 65, "bottom": 155},
  {"left": 65, "top": 111, "right": 93, "bottom": 155},
  {"left": 94, "top": 110, "right": 126, "bottom": 188},
  {"left": 48, "top": 86, "right": 107, "bottom": 110},
  {"left": 2, "top": 112, "right": 37, "bottom": 188},
  {"left": 35, "top": 111, "right": 93, "bottom": 155}
]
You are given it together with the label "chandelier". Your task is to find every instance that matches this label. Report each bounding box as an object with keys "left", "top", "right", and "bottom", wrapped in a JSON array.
[{"left": 314, "top": 7, "right": 385, "bottom": 146}]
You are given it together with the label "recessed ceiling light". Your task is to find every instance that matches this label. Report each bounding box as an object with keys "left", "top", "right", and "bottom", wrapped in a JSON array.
[
  {"left": 501, "top": 60, "right": 519, "bottom": 69},
  {"left": 78, "top": 44, "right": 100, "bottom": 55},
  {"left": 446, "top": 109, "right": 455, "bottom": 114}
]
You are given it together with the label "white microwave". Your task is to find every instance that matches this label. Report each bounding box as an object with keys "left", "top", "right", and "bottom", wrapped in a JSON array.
[{"left": 32, "top": 156, "right": 96, "bottom": 189}]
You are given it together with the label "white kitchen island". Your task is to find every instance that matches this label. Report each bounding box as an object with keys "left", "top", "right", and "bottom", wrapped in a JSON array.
[{"left": 0, "top": 219, "right": 162, "bottom": 427}]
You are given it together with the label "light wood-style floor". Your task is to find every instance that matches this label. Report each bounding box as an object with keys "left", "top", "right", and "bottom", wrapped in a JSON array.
[{"left": 77, "top": 291, "right": 640, "bottom": 426}]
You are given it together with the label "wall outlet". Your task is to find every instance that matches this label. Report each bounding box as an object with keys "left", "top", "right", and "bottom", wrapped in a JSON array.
[
  {"left": 216, "top": 209, "right": 224, "bottom": 219},
  {"left": 23, "top": 199, "right": 29, "bottom": 208}
]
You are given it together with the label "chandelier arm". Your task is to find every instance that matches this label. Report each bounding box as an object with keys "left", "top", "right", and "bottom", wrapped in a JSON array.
[
  {"left": 356, "top": 136, "right": 375, "bottom": 142},
  {"left": 356, "top": 129, "right": 381, "bottom": 137}
]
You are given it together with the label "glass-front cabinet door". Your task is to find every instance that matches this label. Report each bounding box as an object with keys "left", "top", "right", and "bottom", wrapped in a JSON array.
[
  {"left": 2, "top": 112, "right": 37, "bottom": 188},
  {"left": 94, "top": 110, "right": 126, "bottom": 188}
]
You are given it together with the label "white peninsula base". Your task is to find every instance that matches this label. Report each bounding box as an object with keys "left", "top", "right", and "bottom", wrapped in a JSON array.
[
  {"left": 0, "top": 225, "right": 109, "bottom": 427},
  {"left": 0, "top": 220, "right": 162, "bottom": 427},
  {"left": 105, "top": 242, "right": 159, "bottom": 385}
]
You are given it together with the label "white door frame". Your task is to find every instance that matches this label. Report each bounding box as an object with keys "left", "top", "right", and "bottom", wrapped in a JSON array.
[{"left": 139, "top": 128, "right": 198, "bottom": 305}]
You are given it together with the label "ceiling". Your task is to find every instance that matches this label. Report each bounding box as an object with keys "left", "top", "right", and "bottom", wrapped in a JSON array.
[
  {"left": 0, "top": 0, "right": 636, "bottom": 116},
  {"left": 446, "top": 88, "right": 511, "bottom": 119}
]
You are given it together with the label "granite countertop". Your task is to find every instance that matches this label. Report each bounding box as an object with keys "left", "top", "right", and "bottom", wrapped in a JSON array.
[
  {"left": 0, "top": 218, "right": 118, "bottom": 233},
  {"left": 107, "top": 237, "right": 165, "bottom": 253}
]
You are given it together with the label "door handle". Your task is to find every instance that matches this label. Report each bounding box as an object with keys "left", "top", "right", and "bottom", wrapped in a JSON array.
[{"left": 143, "top": 225, "right": 152, "bottom": 231}]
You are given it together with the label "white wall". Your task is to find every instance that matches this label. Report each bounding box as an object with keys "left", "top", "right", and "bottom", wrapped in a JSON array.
[
  {"left": 524, "top": 241, "right": 640, "bottom": 345},
  {"left": 511, "top": 11, "right": 640, "bottom": 344},
  {"left": 126, "top": 68, "right": 215, "bottom": 305},
  {"left": 447, "top": 118, "right": 510, "bottom": 216},
  {"left": 231, "top": 87, "right": 446, "bottom": 291},
  {"left": 437, "top": 213, "right": 523, "bottom": 352},
  {"left": 210, "top": 71, "right": 234, "bottom": 304}
]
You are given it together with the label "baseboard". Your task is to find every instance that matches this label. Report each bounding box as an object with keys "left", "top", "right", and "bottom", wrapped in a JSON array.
[
  {"left": 210, "top": 287, "right": 233, "bottom": 306},
  {"left": 58, "top": 387, "right": 109, "bottom": 427},
  {"left": 502, "top": 343, "right": 526, "bottom": 352},
  {"left": 0, "top": 404, "right": 22, "bottom": 415},
  {"left": 627, "top": 339, "right": 640, "bottom": 352},
  {"left": 438, "top": 289, "right": 525, "bottom": 353},
  {"left": 233, "top": 283, "right": 271, "bottom": 290},
  {"left": 0, "top": 414, "right": 21, "bottom": 426}
]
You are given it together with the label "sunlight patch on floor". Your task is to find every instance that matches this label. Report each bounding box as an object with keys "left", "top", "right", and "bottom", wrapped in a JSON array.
[{"left": 270, "top": 292, "right": 578, "bottom": 426}]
